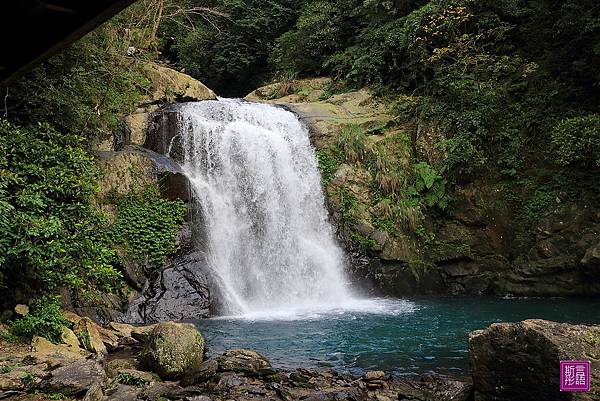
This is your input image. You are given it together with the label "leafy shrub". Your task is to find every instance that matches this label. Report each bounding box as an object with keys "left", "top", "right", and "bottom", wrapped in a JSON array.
[
  {"left": 273, "top": 0, "right": 362, "bottom": 75},
  {"left": 7, "top": 22, "right": 150, "bottom": 140},
  {"left": 407, "top": 162, "right": 449, "bottom": 209},
  {"left": 116, "top": 372, "right": 149, "bottom": 386},
  {"left": 10, "top": 296, "right": 69, "bottom": 343},
  {"left": 551, "top": 115, "right": 600, "bottom": 167},
  {"left": 337, "top": 187, "right": 361, "bottom": 227},
  {"left": 0, "top": 120, "right": 121, "bottom": 293},
  {"left": 265, "top": 71, "right": 299, "bottom": 99},
  {"left": 373, "top": 198, "right": 423, "bottom": 234},
  {"left": 108, "top": 186, "right": 186, "bottom": 265}
]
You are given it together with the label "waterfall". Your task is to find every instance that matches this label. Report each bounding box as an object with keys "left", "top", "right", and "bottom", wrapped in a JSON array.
[{"left": 173, "top": 99, "right": 355, "bottom": 316}]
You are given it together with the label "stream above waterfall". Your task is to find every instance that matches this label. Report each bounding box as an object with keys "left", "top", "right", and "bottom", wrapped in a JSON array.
[{"left": 194, "top": 297, "right": 600, "bottom": 377}]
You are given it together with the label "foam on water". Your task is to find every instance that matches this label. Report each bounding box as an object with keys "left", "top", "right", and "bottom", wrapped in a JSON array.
[{"left": 214, "top": 298, "right": 419, "bottom": 321}]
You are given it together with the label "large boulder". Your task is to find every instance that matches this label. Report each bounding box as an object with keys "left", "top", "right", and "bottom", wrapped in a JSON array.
[
  {"left": 140, "top": 62, "right": 216, "bottom": 106},
  {"left": 469, "top": 319, "right": 600, "bottom": 401},
  {"left": 218, "top": 349, "right": 274, "bottom": 377},
  {"left": 140, "top": 322, "right": 205, "bottom": 380}
]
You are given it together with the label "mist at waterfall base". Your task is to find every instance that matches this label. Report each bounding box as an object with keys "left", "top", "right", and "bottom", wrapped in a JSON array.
[{"left": 172, "top": 99, "right": 600, "bottom": 376}]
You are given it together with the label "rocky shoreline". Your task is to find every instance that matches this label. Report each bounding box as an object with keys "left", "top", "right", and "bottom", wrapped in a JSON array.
[{"left": 1, "top": 310, "right": 599, "bottom": 401}]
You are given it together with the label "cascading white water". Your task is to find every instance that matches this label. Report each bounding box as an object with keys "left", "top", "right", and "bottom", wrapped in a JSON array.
[{"left": 174, "top": 99, "right": 355, "bottom": 316}]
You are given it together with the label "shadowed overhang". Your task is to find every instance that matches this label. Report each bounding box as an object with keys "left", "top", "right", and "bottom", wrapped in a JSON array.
[{"left": 0, "top": 0, "right": 137, "bottom": 88}]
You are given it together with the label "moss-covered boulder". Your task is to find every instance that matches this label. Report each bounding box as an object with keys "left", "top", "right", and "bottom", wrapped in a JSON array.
[{"left": 140, "top": 322, "right": 204, "bottom": 380}]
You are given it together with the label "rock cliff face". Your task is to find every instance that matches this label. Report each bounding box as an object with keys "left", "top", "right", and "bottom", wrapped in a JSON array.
[
  {"left": 84, "top": 63, "right": 216, "bottom": 324},
  {"left": 247, "top": 78, "right": 600, "bottom": 297}
]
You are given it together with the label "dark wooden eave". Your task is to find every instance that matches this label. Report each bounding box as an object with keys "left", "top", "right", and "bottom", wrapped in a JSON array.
[{"left": 0, "top": 0, "right": 137, "bottom": 88}]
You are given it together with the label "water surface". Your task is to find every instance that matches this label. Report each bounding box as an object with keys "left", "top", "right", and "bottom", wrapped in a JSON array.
[{"left": 194, "top": 297, "right": 600, "bottom": 377}]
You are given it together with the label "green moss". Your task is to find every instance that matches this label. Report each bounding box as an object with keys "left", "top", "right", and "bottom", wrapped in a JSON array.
[
  {"left": 407, "top": 260, "right": 434, "bottom": 283},
  {"left": 116, "top": 372, "right": 149, "bottom": 386},
  {"left": 316, "top": 148, "right": 341, "bottom": 185},
  {"left": 350, "top": 232, "right": 377, "bottom": 251}
]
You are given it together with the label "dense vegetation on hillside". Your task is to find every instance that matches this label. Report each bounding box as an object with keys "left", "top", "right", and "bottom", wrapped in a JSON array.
[
  {"left": 1, "top": 0, "right": 599, "bottom": 329},
  {"left": 169, "top": 0, "right": 600, "bottom": 175}
]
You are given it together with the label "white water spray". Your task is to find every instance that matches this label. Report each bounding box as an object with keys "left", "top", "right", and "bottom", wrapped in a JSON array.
[{"left": 174, "top": 99, "right": 356, "bottom": 316}]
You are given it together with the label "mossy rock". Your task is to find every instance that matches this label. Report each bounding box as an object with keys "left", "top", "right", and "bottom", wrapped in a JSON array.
[{"left": 140, "top": 322, "right": 204, "bottom": 380}]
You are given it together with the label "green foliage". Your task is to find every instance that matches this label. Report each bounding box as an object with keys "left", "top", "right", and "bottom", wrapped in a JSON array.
[
  {"left": 0, "top": 120, "right": 121, "bottom": 293},
  {"left": 336, "top": 187, "right": 364, "bottom": 229},
  {"left": 366, "top": 133, "right": 411, "bottom": 198},
  {"left": 373, "top": 198, "right": 423, "bottom": 234},
  {"left": 108, "top": 186, "right": 186, "bottom": 265},
  {"left": 551, "top": 115, "right": 600, "bottom": 167},
  {"left": 10, "top": 296, "right": 69, "bottom": 343},
  {"left": 273, "top": 0, "right": 362, "bottom": 75},
  {"left": 45, "top": 394, "right": 67, "bottom": 400},
  {"left": 116, "top": 371, "right": 149, "bottom": 386},
  {"left": 265, "top": 71, "right": 299, "bottom": 99},
  {"left": 173, "top": 0, "right": 303, "bottom": 96},
  {"left": 521, "top": 187, "right": 556, "bottom": 222},
  {"left": 316, "top": 148, "right": 341, "bottom": 185},
  {"left": 0, "top": 365, "right": 17, "bottom": 374},
  {"left": 350, "top": 232, "right": 378, "bottom": 251},
  {"left": 337, "top": 124, "right": 369, "bottom": 163},
  {"left": 274, "top": 0, "right": 600, "bottom": 182},
  {"left": 407, "top": 162, "right": 448, "bottom": 209}
]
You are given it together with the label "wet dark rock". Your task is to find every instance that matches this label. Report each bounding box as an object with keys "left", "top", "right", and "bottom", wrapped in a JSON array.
[
  {"left": 104, "top": 383, "right": 142, "bottom": 401},
  {"left": 218, "top": 349, "right": 274, "bottom": 377},
  {"left": 72, "top": 292, "right": 125, "bottom": 326},
  {"left": 217, "top": 371, "right": 247, "bottom": 388},
  {"left": 46, "top": 359, "right": 106, "bottom": 395},
  {"left": 142, "top": 381, "right": 184, "bottom": 401},
  {"left": 145, "top": 109, "right": 183, "bottom": 159},
  {"left": 124, "top": 250, "right": 212, "bottom": 323},
  {"left": 143, "top": 148, "right": 191, "bottom": 202},
  {"left": 185, "top": 396, "right": 213, "bottom": 401},
  {"left": 140, "top": 321, "right": 205, "bottom": 380},
  {"left": 181, "top": 358, "right": 219, "bottom": 385},
  {"left": 469, "top": 319, "right": 600, "bottom": 401},
  {"left": 395, "top": 377, "right": 473, "bottom": 401},
  {"left": 582, "top": 242, "right": 600, "bottom": 278}
]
